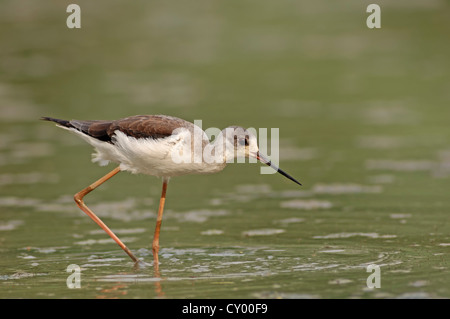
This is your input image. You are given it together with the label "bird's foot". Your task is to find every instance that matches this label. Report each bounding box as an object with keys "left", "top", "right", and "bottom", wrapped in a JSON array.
[{"left": 133, "top": 259, "right": 152, "bottom": 270}]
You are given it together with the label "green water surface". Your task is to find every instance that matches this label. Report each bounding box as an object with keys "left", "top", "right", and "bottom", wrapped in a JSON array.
[{"left": 0, "top": 0, "right": 449, "bottom": 299}]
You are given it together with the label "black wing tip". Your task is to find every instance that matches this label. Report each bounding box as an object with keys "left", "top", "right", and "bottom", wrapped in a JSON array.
[{"left": 40, "top": 116, "right": 71, "bottom": 128}]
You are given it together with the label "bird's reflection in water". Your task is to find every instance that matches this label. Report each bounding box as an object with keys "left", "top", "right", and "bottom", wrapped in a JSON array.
[
  {"left": 133, "top": 258, "right": 165, "bottom": 297},
  {"left": 153, "top": 266, "right": 165, "bottom": 297},
  {"left": 96, "top": 283, "right": 128, "bottom": 299},
  {"left": 94, "top": 258, "right": 165, "bottom": 299}
]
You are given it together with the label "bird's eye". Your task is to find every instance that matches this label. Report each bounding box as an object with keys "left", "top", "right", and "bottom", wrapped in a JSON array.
[{"left": 238, "top": 138, "right": 249, "bottom": 146}]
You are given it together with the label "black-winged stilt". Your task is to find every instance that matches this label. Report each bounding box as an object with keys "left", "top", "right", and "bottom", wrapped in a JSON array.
[{"left": 42, "top": 115, "right": 301, "bottom": 267}]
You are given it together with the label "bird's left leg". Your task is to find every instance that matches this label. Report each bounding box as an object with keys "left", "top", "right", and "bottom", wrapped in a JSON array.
[{"left": 73, "top": 166, "right": 139, "bottom": 264}]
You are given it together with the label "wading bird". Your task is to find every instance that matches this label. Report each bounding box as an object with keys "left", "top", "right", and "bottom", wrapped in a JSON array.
[{"left": 42, "top": 115, "right": 302, "bottom": 267}]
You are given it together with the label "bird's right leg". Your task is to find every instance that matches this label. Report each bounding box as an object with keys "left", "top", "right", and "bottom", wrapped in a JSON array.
[
  {"left": 73, "top": 166, "right": 139, "bottom": 263},
  {"left": 152, "top": 179, "right": 169, "bottom": 270}
]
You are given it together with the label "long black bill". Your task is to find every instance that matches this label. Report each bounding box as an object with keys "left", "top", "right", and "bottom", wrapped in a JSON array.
[{"left": 256, "top": 152, "right": 302, "bottom": 186}]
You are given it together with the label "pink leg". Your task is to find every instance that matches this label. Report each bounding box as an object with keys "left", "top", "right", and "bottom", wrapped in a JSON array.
[
  {"left": 73, "top": 166, "right": 139, "bottom": 263},
  {"left": 152, "top": 180, "right": 168, "bottom": 269}
]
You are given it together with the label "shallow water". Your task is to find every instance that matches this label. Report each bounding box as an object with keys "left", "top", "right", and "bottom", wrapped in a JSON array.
[{"left": 1, "top": 0, "right": 450, "bottom": 299}]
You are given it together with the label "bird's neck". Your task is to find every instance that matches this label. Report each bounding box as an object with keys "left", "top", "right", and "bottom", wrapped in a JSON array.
[
  {"left": 185, "top": 137, "right": 228, "bottom": 174},
  {"left": 204, "top": 135, "right": 234, "bottom": 163}
]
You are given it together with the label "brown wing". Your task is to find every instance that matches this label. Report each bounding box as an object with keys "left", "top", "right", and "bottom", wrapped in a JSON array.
[
  {"left": 43, "top": 115, "right": 194, "bottom": 142},
  {"left": 107, "top": 115, "right": 193, "bottom": 140}
]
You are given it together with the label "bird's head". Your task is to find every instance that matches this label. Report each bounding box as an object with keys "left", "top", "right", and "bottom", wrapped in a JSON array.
[
  {"left": 221, "top": 126, "right": 302, "bottom": 186},
  {"left": 221, "top": 126, "right": 259, "bottom": 160}
]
